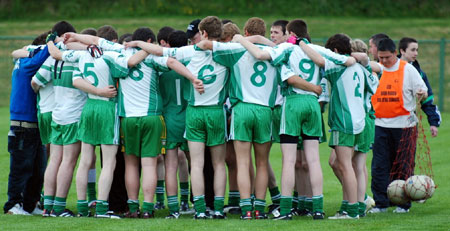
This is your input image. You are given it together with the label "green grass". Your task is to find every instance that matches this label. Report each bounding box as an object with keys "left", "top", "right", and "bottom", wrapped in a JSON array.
[
  {"left": 0, "top": 106, "right": 449, "bottom": 230},
  {"left": 0, "top": 16, "right": 450, "bottom": 110}
]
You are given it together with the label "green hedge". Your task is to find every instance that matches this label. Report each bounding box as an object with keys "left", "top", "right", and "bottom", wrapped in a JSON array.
[{"left": 1, "top": 0, "right": 449, "bottom": 19}]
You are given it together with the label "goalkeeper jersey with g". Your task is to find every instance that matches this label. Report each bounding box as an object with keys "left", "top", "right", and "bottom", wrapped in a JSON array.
[
  {"left": 163, "top": 45, "right": 228, "bottom": 106},
  {"left": 212, "top": 42, "right": 280, "bottom": 108},
  {"left": 268, "top": 42, "right": 349, "bottom": 97},
  {"left": 61, "top": 50, "right": 129, "bottom": 102},
  {"left": 98, "top": 38, "right": 170, "bottom": 117},
  {"left": 323, "top": 61, "right": 377, "bottom": 134}
]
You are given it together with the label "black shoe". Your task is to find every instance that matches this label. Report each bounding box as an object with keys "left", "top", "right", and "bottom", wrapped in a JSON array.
[
  {"left": 77, "top": 211, "right": 91, "bottom": 217},
  {"left": 290, "top": 208, "right": 299, "bottom": 216},
  {"left": 254, "top": 210, "right": 268, "bottom": 219},
  {"left": 194, "top": 213, "right": 209, "bottom": 219},
  {"left": 223, "top": 205, "right": 241, "bottom": 215},
  {"left": 180, "top": 201, "right": 194, "bottom": 215},
  {"left": 212, "top": 211, "right": 226, "bottom": 219},
  {"left": 42, "top": 209, "right": 51, "bottom": 217},
  {"left": 141, "top": 211, "right": 154, "bottom": 219},
  {"left": 50, "top": 209, "right": 74, "bottom": 217},
  {"left": 297, "top": 209, "right": 311, "bottom": 216},
  {"left": 240, "top": 211, "right": 252, "bottom": 220},
  {"left": 95, "top": 211, "right": 121, "bottom": 219},
  {"left": 268, "top": 204, "right": 280, "bottom": 214},
  {"left": 124, "top": 210, "right": 140, "bottom": 218},
  {"left": 272, "top": 213, "right": 292, "bottom": 220},
  {"left": 165, "top": 212, "right": 180, "bottom": 219},
  {"left": 154, "top": 201, "right": 165, "bottom": 210},
  {"left": 312, "top": 211, "right": 325, "bottom": 220}
]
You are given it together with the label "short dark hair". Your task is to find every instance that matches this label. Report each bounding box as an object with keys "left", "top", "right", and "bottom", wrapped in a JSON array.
[
  {"left": 51, "top": 21, "right": 76, "bottom": 36},
  {"left": 132, "top": 27, "right": 156, "bottom": 43},
  {"left": 370, "top": 33, "right": 389, "bottom": 48},
  {"left": 271, "top": 20, "right": 289, "bottom": 35},
  {"left": 377, "top": 38, "right": 396, "bottom": 53},
  {"left": 32, "top": 31, "right": 50, "bottom": 45},
  {"left": 119, "top": 33, "right": 132, "bottom": 44},
  {"left": 81, "top": 28, "right": 97, "bottom": 36},
  {"left": 97, "top": 25, "right": 118, "bottom": 41},
  {"left": 157, "top": 26, "right": 175, "bottom": 45},
  {"left": 398, "top": 37, "right": 417, "bottom": 53},
  {"left": 325, "top": 33, "right": 352, "bottom": 55},
  {"left": 286, "top": 19, "right": 311, "bottom": 42},
  {"left": 168, "top": 30, "right": 188, "bottom": 48},
  {"left": 222, "top": 19, "right": 233, "bottom": 24}
]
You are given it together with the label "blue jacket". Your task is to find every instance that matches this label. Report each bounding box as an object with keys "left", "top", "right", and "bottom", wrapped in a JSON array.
[
  {"left": 9, "top": 46, "right": 49, "bottom": 122},
  {"left": 411, "top": 60, "right": 441, "bottom": 127}
]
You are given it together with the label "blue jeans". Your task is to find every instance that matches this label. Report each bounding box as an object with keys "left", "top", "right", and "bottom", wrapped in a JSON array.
[{"left": 3, "top": 125, "right": 46, "bottom": 213}]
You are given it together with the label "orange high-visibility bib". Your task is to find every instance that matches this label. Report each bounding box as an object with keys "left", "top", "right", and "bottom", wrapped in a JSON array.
[{"left": 371, "top": 60, "right": 410, "bottom": 118}]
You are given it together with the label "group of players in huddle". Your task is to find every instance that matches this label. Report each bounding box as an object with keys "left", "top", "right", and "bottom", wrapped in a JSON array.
[{"left": 15, "top": 15, "right": 433, "bottom": 220}]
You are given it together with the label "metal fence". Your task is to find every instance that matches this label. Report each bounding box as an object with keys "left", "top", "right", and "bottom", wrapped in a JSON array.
[{"left": 1, "top": 36, "right": 449, "bottom": 111}]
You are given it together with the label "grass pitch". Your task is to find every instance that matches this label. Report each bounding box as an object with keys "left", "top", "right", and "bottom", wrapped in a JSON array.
[{"left": 0, "top": 106, "right": 449, "bottom": 230}]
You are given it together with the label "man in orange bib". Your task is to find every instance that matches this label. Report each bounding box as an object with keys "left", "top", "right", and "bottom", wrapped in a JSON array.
[{"left": 369, "top": 38, "right": 427, "bottom": 214}]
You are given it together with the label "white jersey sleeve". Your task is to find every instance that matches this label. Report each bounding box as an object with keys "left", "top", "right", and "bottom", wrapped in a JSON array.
[
  {"left": 98, "top": 38, "right": 125, "bottom": 53},
  {"left": 163, "top": 45, "right": 195, "bottom": 65}
]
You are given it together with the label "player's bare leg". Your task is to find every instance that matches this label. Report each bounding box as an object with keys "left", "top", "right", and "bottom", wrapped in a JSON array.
[
  {"left": 280, "top": 143, "right": 297, "bottom": 217},
  {"left": 97, "top": 144, "right": 118, "bottom": 200},
  {"left": 178, "top": 149, "right": 191, "bottom": 214},
  {"left": 165, "top": 148, "right": 179, "bottom": 215},
  {"left": 234, "top": 140, "right": 252, "bottom": 213},
  {"left": 352, "top": 151, "right": 367, "bottom": 216},
  {"left": 53, "top": 142, "right": 81, "bottom": 215},
  {"left": 210, "top": 143, "right": 226, "bottom": 216},
  {"left": 334, "top": 146, "right": 358, "bottom": 218},
  {"left": 303, "top": 140, "right": 324, "bottom": 218},
  {"left": 42, "top": 144, "right": 63, "bottom": 214},
  {"left": 123, "top": 153, "right": 140, "bottom": 217},
  {"left": 225, "top": 141, "right": 240, "bottom": 213},
  {"left": 75, "top": 142, "right": 95, "bottom": 216},
  {"left": 188, "top": 141, "right": 207, "bottom": 216},
  {"left": 253, "top": 142, "right": 270, "bottom": 216},
  {"left": 141, "top": 156, "right": 158, "bottom": 217}
]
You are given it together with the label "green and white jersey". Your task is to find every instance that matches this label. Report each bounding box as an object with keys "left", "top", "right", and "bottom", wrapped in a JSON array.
[
  {"left": 32, "top": 56, "right": 56, "bottom": 114},
  {"left": 61, "top": 50, "right": 129, "bottom": 101},
  {"left": 212, "top": 42, "right": 279, "bottom": 108},
  {"left": 99, "top": 38, "right": 171, "bottom": 117},
  {"left": 318, "top": 77, "right": 330, "bottom": 103},
  {"left": 34, "top": 56, "right": 86, "bottom": 125},
  {"left": 164, "top": 45, "right": 228, "bottom": 106},
  {"left": 323, "top": 61, "right": 376, "bottom": 134},
  {"left": 363, "top": 64, "right": 379, "bottom": 115},
  {"left": 159, "top": 70, "right": 188, "bottom": 115},
  {"left": 269, "top": 42, "right": 349, "bottom": 97}
]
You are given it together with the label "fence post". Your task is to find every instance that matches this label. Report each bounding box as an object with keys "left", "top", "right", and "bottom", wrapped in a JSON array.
[{"left": 439, "top": 38, "right": 445, "bottom": 112}]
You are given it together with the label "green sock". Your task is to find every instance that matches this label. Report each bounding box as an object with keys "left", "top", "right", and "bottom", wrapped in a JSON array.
[
  {"left": 156, "top": 180, "right": 165, "bottom": 203},
  {"left": 339, "top": 200, "right": 349, "bottom": 214},
  {"left": 193, "top": 195, "right": 206, "bottom": 215},
  {"left": 127, "top": 199, "right": 140, "bottom": 213},
  {"left": 358, "top": 201, "right": 366, "bottom": 216},
  {"left": 43, "top": 195, "right": 55, "bottom": 211},
  {"left": 305, "top": 197, "right": 313, "bottom": 211},
  {"left": 142, "top": 201, "right": 154, "bottom": 213},
  {"left": 96, "top": 200, "right": 109, "bottom": 215},
  {"left": 312, "top": 195, "right": 324, "bottom": 213},
  {"left": 228, "top": 191, "right": 240, "bottom": 206},
  {"left": 292, "top": 191, "right": 299, "bottom": 209},
  {"left": 347, "top": 203, "right": 359, "bottom": 218},
  {"left": 280, "top": 196, "right": 292, "bottom": 216},
  {"left": 53, "top": 197, "right": 66, "bottom": 214},
  {"left": 87, "top": 182, "right": 97, "bottom": 203},
  {"left": 254, "top": 199, "right": 266, "bottom": 212},
  {"left": 180, "top": 182, "right": 189, "bottom": 202},
  {"left": 167, "top": 195, "right": 179, "bottom": 213},
  {"left": 77, "top": 200, "right": 89, "bottom": 216},
  {"left": 298, "top": 196, "right": 306, "bottom": 210},
  {"left": 239, "top": 198, "right": 252, "bottom": 215},
  {"left": 269, "top": 187, "right": 281, "bottom": 205},
  {"left": 214, "top": 196, "right": 225, "bottom": 215}
]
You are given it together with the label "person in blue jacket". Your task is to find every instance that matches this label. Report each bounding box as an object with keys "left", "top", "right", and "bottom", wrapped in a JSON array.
[
  {"left": 4, "top": 32, "right": 51, "bottom": 215},
  {"left": 399, "top": 37, "right": 441, "bottom": 137}
]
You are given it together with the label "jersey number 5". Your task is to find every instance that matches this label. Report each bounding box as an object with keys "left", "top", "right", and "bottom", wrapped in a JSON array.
[{"left": 84, "top": 63, "right": 99, "bottom": 87}]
